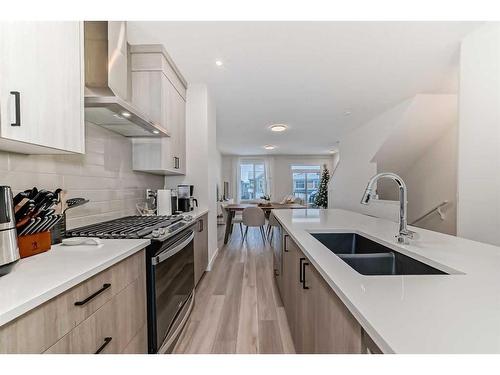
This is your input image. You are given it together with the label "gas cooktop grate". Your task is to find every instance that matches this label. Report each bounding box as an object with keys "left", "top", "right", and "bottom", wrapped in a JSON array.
[{"left": 67, "top": 215, "right": 183, "bottom": 239}]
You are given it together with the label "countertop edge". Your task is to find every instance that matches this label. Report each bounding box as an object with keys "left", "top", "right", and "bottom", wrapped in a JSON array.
[{"left": 0, "top": 239, "right": 150, "bottom": 327}]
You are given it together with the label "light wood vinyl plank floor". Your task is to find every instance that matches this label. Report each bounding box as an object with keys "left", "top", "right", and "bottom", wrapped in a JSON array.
[{"left": 173, "top": 225, "right": 295, "bottom": 354}]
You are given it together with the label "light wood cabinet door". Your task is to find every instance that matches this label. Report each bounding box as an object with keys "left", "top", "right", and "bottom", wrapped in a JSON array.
[
  {"left": 0, "top": 250, "right": 144, "bottom": 354},
  {"left": 130, "top": 45, "right": 186, "bottom": 176},
  {"left": 45, "top": 274, "right": 146, "bottom": 354},
  {"left": 281, "top": 234, "right": 299, "bottom": 341},
  {"left": 0, "top": 21, "right": 84, "bottom": 154},
  {"left": 294, "top": 248, "right": 316, "bottom": 354},
  {"left": 280, "top": 232, "right": 363, "bottom": 354},
  {"left": 310, "top": 263, "right": 362, "bottom": 353},
  {"left": 172, "top": 86, "right": 186, "bottom": 174},
  {"left": 194, "top": 214, "right": 208, "bottom": 286},
  {"left": 131, "top": 70, "right": 169, "bottom": 134}
]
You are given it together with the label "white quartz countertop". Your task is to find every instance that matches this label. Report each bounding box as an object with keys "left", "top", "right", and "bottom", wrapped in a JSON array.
[
  {"left": 182, "top": 208, "right": 209, "bottom": 221},
  {"left": 0, "top": 239, "right": 150, "bottom": 327},
  {"left": 273, "top": 208, "right": 500, "bottom": 353}
]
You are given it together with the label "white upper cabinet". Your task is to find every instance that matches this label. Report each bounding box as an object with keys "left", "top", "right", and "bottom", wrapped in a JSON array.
[
  {"left": 130, "top": 45, "right": 187, "bottom": 175},
  {"left": 0, "top": 22, "right": 85, "bottom": 154}
]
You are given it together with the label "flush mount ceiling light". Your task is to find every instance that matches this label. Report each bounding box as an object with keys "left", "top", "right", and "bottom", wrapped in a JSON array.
[
  {"left": 263, "top": 145, "right": 276, "bottom": 150},
  {"left": 215, "top": 60, "right": 223, "bottom": 67},
  {"left": 269, "top": 124, "right": 288, "bottom": 132}
]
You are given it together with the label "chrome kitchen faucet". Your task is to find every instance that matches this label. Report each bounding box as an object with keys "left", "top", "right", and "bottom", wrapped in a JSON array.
[{"left": 360, "top": 172, "right": 416, "bottom": 244}]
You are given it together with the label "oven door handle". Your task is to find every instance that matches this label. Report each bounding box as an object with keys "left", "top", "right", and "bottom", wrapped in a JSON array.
[{"left": 152, "top": 231, "right": 194, "bottom": 265}]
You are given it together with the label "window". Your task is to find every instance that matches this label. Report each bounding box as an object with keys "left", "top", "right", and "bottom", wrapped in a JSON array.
[
  {"left": 291, "top": 165, "right": 321, "bottom": 207},
  {"left": 240, "top": 162, "right": 266, "bottom": 201}
]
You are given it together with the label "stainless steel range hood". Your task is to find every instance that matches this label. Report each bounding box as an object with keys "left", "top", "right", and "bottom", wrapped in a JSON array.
[{"left": 84, "top": 21, "right": 168, "bottom": 137}]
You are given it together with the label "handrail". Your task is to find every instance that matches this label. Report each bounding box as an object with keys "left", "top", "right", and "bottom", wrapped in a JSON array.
[{"left": 410, "top": 200, "right": 449, "bottom": 225}]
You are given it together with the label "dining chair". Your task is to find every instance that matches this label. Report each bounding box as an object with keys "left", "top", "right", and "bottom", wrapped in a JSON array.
[
  {"left": 222, "top": 205, "right": 244, "bottom": 238},
  {"left": 267, "top": 211, "right": 280, "bottom": 241},
  {"left": 242, "top": 206, "right": 266, "bottom": 243}
]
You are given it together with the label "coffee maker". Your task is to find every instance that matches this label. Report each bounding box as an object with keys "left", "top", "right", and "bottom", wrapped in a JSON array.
[
  {"left": 177, "top": 185, "right": 198, "bottom": 212},
  {"left": 0, "top": 186, "right": 20, "bottom": 276}
]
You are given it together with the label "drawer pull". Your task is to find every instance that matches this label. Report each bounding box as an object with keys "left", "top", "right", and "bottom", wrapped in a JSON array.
[
  {"left": 95, "top": 337, "right": 112, "bottom": 354},
  {"left": 299, "top": 257, "right": 306, "bottom": 283},
  {"left": 301, "top": 260, "right": 310, "bottom": 290},
  {"left": 283, "top": 234, "right": 289, "bottom": 252},
  {"left": 74, "top": 283, "right": 111, "bottom": 306}
]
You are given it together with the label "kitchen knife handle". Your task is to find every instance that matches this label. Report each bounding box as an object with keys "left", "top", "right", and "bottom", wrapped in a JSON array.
[
  {"left": 10, "top": 91, "right": 20, "bottom": 126},
  {"left": 74, "top": 283, "right": 111, "bottom": 306}
]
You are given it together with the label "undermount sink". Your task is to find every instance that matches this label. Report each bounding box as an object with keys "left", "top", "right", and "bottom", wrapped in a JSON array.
[{"left": 310, "top": 232, "right": 447, "bottom": 276}]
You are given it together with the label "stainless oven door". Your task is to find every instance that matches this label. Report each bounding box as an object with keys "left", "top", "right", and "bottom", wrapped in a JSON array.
[{"left": 151, "top": 230, "right": 195, "bottom": 352}]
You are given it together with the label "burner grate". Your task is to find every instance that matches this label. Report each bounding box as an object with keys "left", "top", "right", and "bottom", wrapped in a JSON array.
[{"left": 67, "top": 215, "right": 183, "bottom": 239}]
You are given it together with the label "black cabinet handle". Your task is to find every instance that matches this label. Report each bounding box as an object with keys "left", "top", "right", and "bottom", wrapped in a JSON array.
[
  {"left": 198, "top": 219, "right": 204, "bottom": 232},
  {"left": 10, "top": 91, "right": 20, "bottom": 126},
  {"left": 74, "top": 283, "right": 111, "bottom": 306},
  {"left": 95, "top": 337, "right": 112, "bottom": 354},
  {"left": 301, "top": 260, "right": 310, "bottom": 290},
  {"left": 283, "top": 234, "right": 289, "bottom": 252},
  {"left": 299, "top": 257, "right": 305, "bottom": 283},
  {"left": 173, "top": 156, "right": 180, "bottom": 169}
]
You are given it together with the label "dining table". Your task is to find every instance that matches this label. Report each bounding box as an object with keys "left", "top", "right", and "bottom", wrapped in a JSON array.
[{"left": 221, "top": 202, "right": 307, "bottom": 244}]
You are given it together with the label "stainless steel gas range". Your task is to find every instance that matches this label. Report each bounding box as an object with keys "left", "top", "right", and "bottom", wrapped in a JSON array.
[{"left": 68, "top": 215, "right": 196, "bottom": 353}]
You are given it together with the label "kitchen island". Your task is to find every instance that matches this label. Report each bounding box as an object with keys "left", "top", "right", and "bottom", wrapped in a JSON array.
[{"left": 273, "top": 208, "right": 500, "bottom": 353}]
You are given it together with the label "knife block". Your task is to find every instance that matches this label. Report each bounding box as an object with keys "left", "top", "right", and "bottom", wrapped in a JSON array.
[{"left": 18, "top": 231, "right": 52, "bottom": 259}]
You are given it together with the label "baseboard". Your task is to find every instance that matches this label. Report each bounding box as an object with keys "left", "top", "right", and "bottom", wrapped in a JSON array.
[{"left": 207, "top": 247, "right": 219, "bottom": 271}]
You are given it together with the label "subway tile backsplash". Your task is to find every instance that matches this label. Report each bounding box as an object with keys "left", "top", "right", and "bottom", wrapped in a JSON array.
[{"left": 0, "top": 123, "right": 164, "bottom": 229}]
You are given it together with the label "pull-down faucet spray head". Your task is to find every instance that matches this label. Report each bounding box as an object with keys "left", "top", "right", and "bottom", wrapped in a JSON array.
[{"left": 360, "top": 172, "right": 416, "bottom": 244}]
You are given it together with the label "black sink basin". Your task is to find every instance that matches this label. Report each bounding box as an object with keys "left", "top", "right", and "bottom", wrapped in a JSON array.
[{"left": 311, "top": 232, "right": 447, "bottom": 276}]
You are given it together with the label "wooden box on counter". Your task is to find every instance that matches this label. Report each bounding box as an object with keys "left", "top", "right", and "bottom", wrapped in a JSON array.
[{"left": 18, "top": 232, "right": 52, "bottom": 259}]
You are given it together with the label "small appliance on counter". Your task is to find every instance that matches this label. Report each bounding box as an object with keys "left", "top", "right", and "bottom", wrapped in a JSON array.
[
  {"left": 0, "top": 186, "right": 20, "bottom": 276},
  {"left": 156, "top": 189, "right": 172, "bottom": 216},
  {"left": 177, "top": 184, "right": 198, "bottom": 212},
  {"left": 171, "top": 189, "right": 178, "bottom": 214}
]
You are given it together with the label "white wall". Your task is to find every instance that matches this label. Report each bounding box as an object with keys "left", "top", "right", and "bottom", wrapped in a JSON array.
[
  {"left": 400, "top": 126, "right": 458, "bottom": 235},
  {"left": 331, "top": 94, "right": 458, "bottom": 231},
  {"left": 221, "top": 154, "right": 334, "bottom": 204},
  {"left": 0, "top": 123, "right": 164, "bottom": 229},
  {"left": 165, "top": 84, "right": 221, "bottom": 265},
  {"left": 330, "top": 99, "right": 411, "bottom": 219},
  {"left": 457, "top": 23, "right": 500, "bottom": 245}
]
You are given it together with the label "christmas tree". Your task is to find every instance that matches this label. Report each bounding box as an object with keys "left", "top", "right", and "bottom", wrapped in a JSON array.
[{"left": 314, "top": 164, "right": 330, "bottom": 208}]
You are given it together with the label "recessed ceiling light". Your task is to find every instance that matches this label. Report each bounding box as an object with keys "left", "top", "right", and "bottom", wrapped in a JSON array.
[
  {"left": 215, "top": 60, "right": 223, "bottom": 67},
  {"left": 329, "top": 149, "right": 337, "bottom": 154},
  {"left": 121, "top": 111, "right": 131, "bottom": 118},
  {"left": 152, "top": 130, "right": 160, "bottom": 134},
  {"left": 263, "top": 145, "right": 276, "bottom": 150},
  {"left": 344, "top": 111, "right": 352, "bottom": 116},
  {"left": 269, "top": 124, "right": 288, "bottom": 132}
]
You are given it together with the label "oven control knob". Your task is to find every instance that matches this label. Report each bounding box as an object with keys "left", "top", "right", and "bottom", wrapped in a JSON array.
[
  {"left": 159, "top": 227, "right": 166, "bottom": 235},
  {"left": 152, "top": 229, "right": 160, "bottom": 238}
]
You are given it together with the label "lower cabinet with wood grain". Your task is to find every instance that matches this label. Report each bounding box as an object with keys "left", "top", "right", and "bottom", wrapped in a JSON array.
[
  {"left": 280, "top": 232, "right": 376, "bottom": 354},
  {"left": 194, "top": 213, "right": 208, "bottom": 286},
  {"left": 0, "top": 250, "right": 148, "bottom": 354}
]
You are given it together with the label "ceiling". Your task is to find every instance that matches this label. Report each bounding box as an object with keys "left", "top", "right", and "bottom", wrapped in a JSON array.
[{"left": 127, "top": 21, "right": 481, "bottom": 155}]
